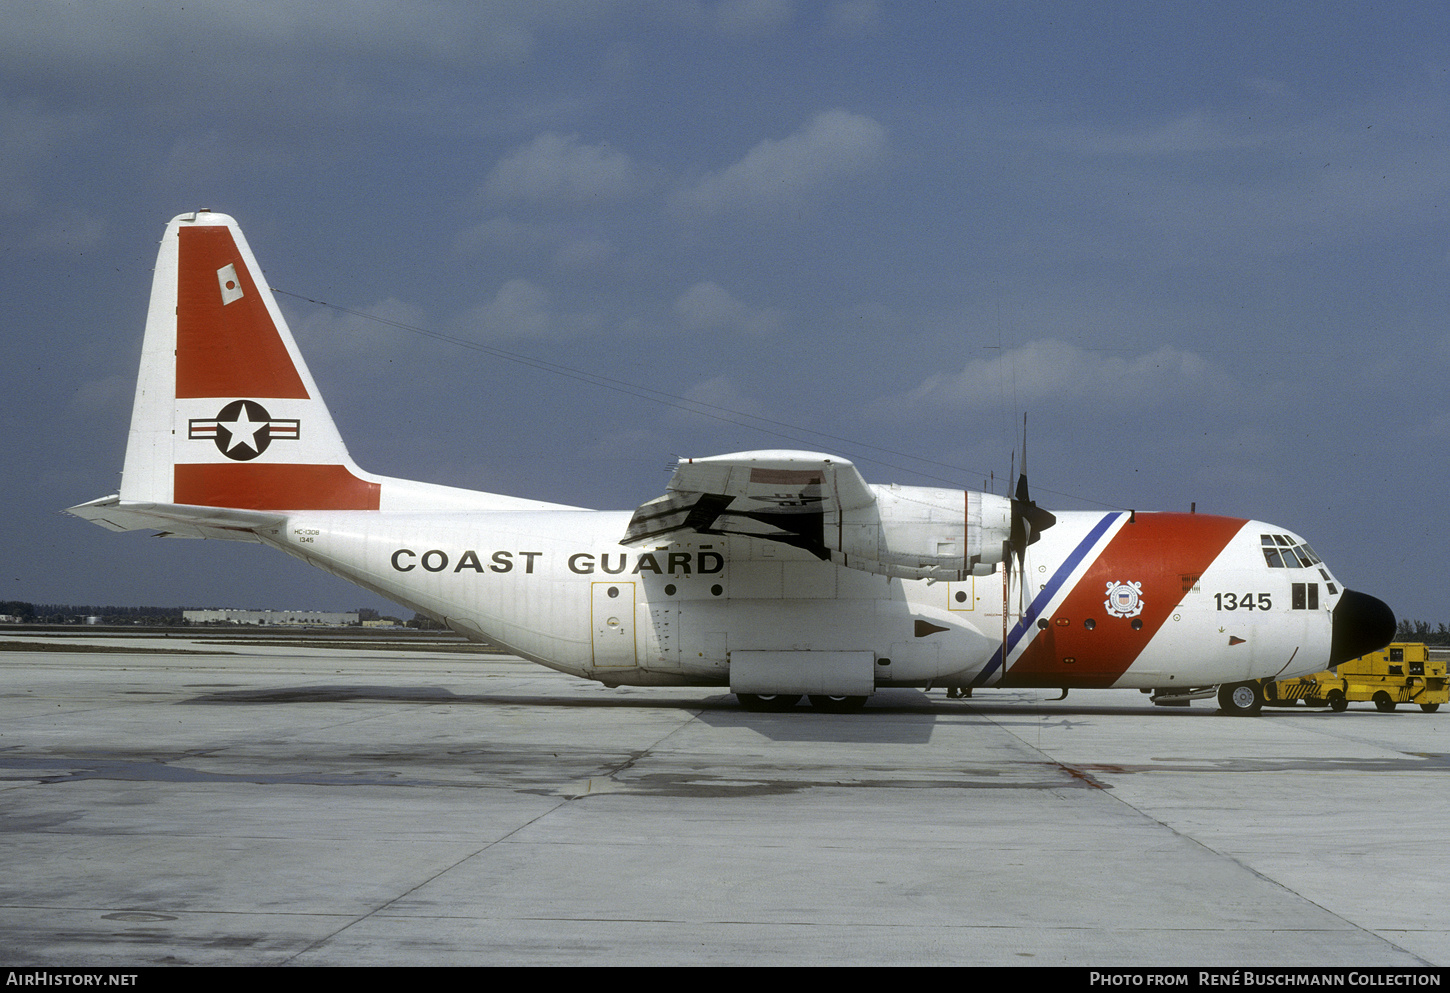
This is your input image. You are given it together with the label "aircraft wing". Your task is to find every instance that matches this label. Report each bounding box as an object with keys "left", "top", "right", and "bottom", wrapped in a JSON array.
[{"left": 622, "top": 451, "right": 875, "bottom": 559}]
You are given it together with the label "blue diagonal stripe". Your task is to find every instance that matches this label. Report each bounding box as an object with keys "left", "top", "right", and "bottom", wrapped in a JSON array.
[{"left": 972, "top": 512, "right": 1121, "bottom": 686}]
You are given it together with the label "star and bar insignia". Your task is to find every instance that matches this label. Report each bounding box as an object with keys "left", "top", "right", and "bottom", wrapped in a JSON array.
[{"left": 189, "top": 399, "right": 299, "bottom": 461}]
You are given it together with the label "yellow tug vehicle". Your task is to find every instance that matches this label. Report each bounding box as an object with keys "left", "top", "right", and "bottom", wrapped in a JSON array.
[{"left": 1266, "top": 642, "right": 1446, "bottom": 713}]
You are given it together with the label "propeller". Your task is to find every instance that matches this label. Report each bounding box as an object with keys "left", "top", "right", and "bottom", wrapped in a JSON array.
[
  {"left": 1011, "top": 470, "right": 1057, "bottom": 567},
  {"left": 994, "top": 415, "right": 1062, "bottom": 682},
  {"left": 1004, "top": 415, "right": 1057, "bottom": 613}
]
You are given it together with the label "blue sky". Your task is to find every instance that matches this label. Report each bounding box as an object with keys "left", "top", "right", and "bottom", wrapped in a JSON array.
[{"left": 3, "top": 1, "right": 1447, "bottom": 621}]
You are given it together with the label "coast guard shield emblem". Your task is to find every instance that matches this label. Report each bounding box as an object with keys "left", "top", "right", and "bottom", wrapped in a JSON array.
[{"left": 1104, "top": 580, "right": 1145, "bottom": 618}]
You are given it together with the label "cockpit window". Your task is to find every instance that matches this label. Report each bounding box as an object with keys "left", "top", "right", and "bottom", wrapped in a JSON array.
[{"left": 1261, "top": 534, "right": 1321, "bottom": 568}]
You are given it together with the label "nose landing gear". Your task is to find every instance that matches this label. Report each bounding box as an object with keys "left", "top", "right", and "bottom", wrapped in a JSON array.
[{"left": 1217, "top": 680, "right": 1266, "bottom": 716}]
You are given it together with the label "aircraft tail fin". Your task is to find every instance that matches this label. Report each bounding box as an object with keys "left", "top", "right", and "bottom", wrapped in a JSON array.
[
  {"left": 116, "top": 210, "right": 381, "bottom": 512},
  {"left": 71, "top": 210, "right": 578, "bottom": 531}
]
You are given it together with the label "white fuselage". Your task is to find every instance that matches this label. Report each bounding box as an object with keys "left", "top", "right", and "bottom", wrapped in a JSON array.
[{"left": 262, "top": 507, "right": 1336, "bottom": 692}]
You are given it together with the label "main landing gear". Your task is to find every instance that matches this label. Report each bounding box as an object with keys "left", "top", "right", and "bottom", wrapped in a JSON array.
[
  {"left": 807, "top": 694, "right": 868, "bottom": 713},
  {"left": 736, "top": 693, "right": 867, "bottom": 713},
  {"left": 735, "top": 693, "right": 801, "bottom": 712}
]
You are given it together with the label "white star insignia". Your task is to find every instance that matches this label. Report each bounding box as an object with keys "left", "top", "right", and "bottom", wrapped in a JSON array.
[{"left": 220, "top": 406, "right": 266, "bottom": 453}]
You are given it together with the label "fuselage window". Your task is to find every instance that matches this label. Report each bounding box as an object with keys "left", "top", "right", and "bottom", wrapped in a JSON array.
[
  {"left": 1261, "top": 533, "right": 1321, "bottom": 570},
  {"left": 1290, "top": 582, "right": 1320, "bottom": 610}
]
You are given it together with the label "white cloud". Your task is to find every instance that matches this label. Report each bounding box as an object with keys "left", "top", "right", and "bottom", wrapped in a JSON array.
[
  {"left": 469, "top": 278, "right": 554, "bottom": 337},
  {"left": 673, "top": 374, "right": 779, "bottom": 429},
  {"left": 458, "top": 278, "right": 604, "bottom": 339},
  {"left": 452, "top": 215, "right": 619, "bottom": 270},
  {"left": 453, "top": 216, "right": 560, "bottom": 255},
  {"left": 887, "top": 339, "right": 1220, "bottom": 413},
  {"left": 674, "top": 281, "right": 784, "bottom": 336},
  {"left": 482, "top": 133, "right": 640, "bottom": 206},
  {"left": 291, "top": 296, "right": 431, "bottom": 375},
  {"left": 671, "top": 109, "right": 887, "bottom": 218},
  {"left": 1016, "top": 103, "right": 1450, "bottom": 261}
]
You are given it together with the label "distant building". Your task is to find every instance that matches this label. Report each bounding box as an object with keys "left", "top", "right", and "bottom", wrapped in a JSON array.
[{"left": 183, "top": 609, "right": 359, "bottom": 627}]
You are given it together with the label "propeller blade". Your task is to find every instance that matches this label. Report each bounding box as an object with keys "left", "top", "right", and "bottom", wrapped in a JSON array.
[
  {"left": 1010, "top": 473, "right": 1057, "bottom": 551},
  {"left": 1002, "top": 414, "right": 1058, "bottom": 622}
]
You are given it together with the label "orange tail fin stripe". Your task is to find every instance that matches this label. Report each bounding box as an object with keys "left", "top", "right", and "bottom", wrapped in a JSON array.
[
  {"left": 176, "top": 225, "right": 310, "bottom": 400},
  {"left": 174, "top": 464, "right": 380, "bottom": 510}
]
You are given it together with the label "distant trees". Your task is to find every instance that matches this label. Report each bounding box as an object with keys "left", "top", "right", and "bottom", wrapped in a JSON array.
[
  {"left": 1395, "top": 619, "right": 1450, "bottom": 645},
  {"left": 0, "top": 603, "right": 409, "bottom": 627},
  {"left": 27, "top": 605, "right": 185, "bottom": 625}
]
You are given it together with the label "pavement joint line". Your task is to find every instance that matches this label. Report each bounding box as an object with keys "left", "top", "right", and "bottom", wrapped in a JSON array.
[
  {"left": 279, "top": 702, "right": 709, "bottom": 964},
  {"left": 980, "top": 704, "right": 1437, "bottom": 968}
]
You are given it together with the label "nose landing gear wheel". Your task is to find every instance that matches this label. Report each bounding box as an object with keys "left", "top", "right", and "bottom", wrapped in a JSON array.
[{"left": 1217, "top": 681, "right": 1264, "bottom": 716}]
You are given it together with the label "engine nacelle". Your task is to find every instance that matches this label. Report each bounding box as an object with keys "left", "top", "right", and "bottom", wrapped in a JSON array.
[
  {"left": 830, "top": 484, "right": 1012, "bottom": 581},
  {"left": 620, "top": 451, "right": 1031, "bottom": 583}
]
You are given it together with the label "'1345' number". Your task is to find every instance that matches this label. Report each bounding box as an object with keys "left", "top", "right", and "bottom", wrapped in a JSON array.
[{"left": 1215, "top": 592, "right": 1271, "bottom": 611}]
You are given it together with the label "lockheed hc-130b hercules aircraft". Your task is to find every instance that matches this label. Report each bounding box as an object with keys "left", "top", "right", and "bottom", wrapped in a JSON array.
[{"left": 70, "top": 212, "right": 1396, "bottom": 714}]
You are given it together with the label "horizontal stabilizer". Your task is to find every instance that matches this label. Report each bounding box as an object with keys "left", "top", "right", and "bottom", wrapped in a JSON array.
[{"left": 66, "top": 494, "right": 282, "bottom": 541}]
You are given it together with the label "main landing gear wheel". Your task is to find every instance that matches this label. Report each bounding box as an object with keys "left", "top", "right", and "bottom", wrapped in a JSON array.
[
  {"left": 736, "top": 693, "right": 802, "bottom": 712},
  {"left": 808, "top": 694, "right": 868, "bottom": 713},
  {"left": 1217, "top": 681, "right": 1264, "bottom": 716}
]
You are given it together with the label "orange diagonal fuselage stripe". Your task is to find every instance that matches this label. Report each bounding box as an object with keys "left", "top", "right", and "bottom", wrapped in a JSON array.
[{"left": 1001, "top": 513, "right": 1245, "bottom": 688}]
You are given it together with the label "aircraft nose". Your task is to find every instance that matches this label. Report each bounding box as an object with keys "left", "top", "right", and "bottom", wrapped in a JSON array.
[{"left": 1329, "top": 589, "right": 1397, "bottom": 667}]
